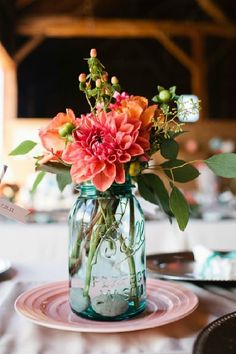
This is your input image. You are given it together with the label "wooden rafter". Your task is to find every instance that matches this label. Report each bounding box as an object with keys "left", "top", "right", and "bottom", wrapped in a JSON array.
[
  {"left": 0, "top": 42, "right": 15, "bottom": 68},
  {"left": 15, "top": 15, "right": 235, "bottom": 120},
  {"left": 16, "top": 17, "right": 236, "bottom": 38},
  {"left": 152, "top": 30, "right": 196, "bottom": 71},
  {"left": 16, "top": 0, "right": 37, "bottom": 9},
  {"left": 13, "top": 35, "right": 45, "bottom": 65},
  {"left": 197, "top": 0, "right": 232, "bottom": 25},
  {"left": 191, "top": 33, "right": 208, "bottom": 118}
]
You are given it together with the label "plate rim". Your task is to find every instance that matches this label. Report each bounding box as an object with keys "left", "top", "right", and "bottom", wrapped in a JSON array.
[
  {"left": 193, "top": 311, "right": 236, "bottom": 354},
  {"left": 147, "top": 252, "right": 236, "bottom": 283},
  {"left": 14, "top": 278, "right": 198, "bottom": 333}
]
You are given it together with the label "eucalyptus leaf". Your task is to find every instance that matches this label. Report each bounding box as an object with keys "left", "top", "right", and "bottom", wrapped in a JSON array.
[
  {"left": 137, "top": 173, "right": 171, "bottom": 216},
  {"left": 9, "top": 140, "right": 37, "bottom": 156},
  {"left": 170, "top": 186, "right": 189, "bottom": 231},
  {"left": 30, "top": 171, "right": 46, "bottom": 194},
  {"left": 36, "top": 161, "right": 71, "bottom": 174},
  {"left": 160, "top": 139, "right": 179, "bottom": 160},
  {"left": 205, "top": 153, "right": 236, "bottom": 178},
  {"left": 161, "top": 159, "right": 200, "bottom": 182},
  {"left": 56, "top": 171, "right": 72, "bottom": 192}
]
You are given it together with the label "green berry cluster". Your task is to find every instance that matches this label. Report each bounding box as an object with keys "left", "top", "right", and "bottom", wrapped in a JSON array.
[
  {"left": 78, "top": 49, "right": 121, "bottom": 113},
  {"left": 152, "top": 86, "right": 179, "bottom": 116},
  {"left": 58, "top": 122, "right": 74, "bottom": 141}
]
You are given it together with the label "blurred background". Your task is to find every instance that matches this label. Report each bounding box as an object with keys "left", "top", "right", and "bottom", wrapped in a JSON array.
[{"left": 1, "top": 0, "right": 236, "bottom": 224}]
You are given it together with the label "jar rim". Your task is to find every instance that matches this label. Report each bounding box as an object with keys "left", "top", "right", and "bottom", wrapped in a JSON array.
[{"left": 75, "top": 179, "right": 135, "bottom": 195}]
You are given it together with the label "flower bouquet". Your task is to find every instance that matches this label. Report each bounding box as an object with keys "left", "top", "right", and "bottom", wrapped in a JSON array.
[{"left": 10, "top": 49, "right": 236, "bottom": 320}]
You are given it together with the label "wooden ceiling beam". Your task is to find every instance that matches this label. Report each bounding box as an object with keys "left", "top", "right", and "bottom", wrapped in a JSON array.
[
  {"left": 191, "top": 33, "right": 208, "bottom": 119},
  {"left": 152, "top": 30, "right": 196, "bottom": 71},
  {"left": 13, "top": 35, "right": 45, "bottom": 65},
  {"left": 197, "top": 0, "right": 232, "bottom": 26},
  {"left": 16, "top": 17, "right": 236, "bottom": 38},
  {"left": 16, "top": 0, "right": 37, "bottom": 9}
]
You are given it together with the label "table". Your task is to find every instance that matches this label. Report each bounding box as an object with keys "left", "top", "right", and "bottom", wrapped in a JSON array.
[{"left": 0, "top": 220, "right": 236, "bottom": 354}]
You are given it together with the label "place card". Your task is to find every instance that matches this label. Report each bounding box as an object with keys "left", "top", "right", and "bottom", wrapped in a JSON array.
[
  {"left": 0, "top": 164, "right": 30, "bottom": 223},
  {"left": 0, "top": 198, "right": 30, "bottom": 223}
]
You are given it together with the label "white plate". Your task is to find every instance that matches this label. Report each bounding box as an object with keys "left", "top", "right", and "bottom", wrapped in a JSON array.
[{"left": 15, "top": 278, "right": 198, "bottom": 333}]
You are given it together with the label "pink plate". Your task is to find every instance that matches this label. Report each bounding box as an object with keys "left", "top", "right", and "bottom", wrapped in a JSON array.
[{"left": 15, "top": 279, "right": 198, "bottom": 333}]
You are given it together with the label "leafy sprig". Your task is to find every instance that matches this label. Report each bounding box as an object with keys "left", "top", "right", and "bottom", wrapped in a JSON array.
[{"left": 78, "top": 48, "right": 121, "bottom": 113}]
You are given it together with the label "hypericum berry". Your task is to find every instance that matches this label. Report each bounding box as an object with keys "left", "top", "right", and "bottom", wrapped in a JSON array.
[
  {"left": 90, "top": 48, "right": 97, "bottom": 58},
  {"left": 128, "top": 161, "right": 141, "bottom": 177},
  {"left": 102, "top": 72, "right": 108, "bottom": 82},
  {"left": 67, "top": 134, "right": 73, "bottom": 143},
  {"left": 96, "top": 79, "right": 101, "bottom": 88},
  {"left": 111, "top": 76, "right": 119, "bottom": 85},
  {"left": 58, "top": 122, "right": 75, "bottom": 137},
  {"left": 158, "top": 89, "right": 171, "bottom": 103},
  {"left": 78, "top": 73, "right": 86, "bottom": 83}
]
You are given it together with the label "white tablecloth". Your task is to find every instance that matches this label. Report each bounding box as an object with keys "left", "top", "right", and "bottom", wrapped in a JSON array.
[
  {"left": 0, "top": 220, "right": 236, "bottom": 354},
  {"left": 1, "top": 219, "right": 236, "bottom": 266}
]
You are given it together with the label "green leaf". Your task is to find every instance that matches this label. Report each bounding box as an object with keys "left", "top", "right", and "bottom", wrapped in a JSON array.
[
  {"left": 152, "top": 95, "right": 159, "bottom": 103},
  {"left": 137, "top": 173, "right": 171, "bottom": 216},
  {"left": 169, "top": 86, "right": 176, "bottom": 96},
  {"left": 169, "top": 130, "right": 188, "bottom": 139},
  {"left": 157, "top": 85, "right": 165, "bottom": 92},
  {"left": 170, "top": 186, "right": 189, "bottom": 231},
  {"left": 9, "top": 140, "right": 37, "bottom": 156},
  {"left": 205, "top": 153, "right": 236, "bottom": 178},
  {"left": 36, "top": 162, "right": 70, "bottom": 174},
  {"left": 56, "top": 171, "right": 72, "bottom": 192},
  {"left": 161, "top": 159, "right": 200, "bottom": 182},
  {"left": 160, "top": 139, "right": 179, "bottom": 160},
  {"left": 87, "top": 88, "right": 98, "bottom": 97},
  {"left": 30, "top": 171, "right": 46, "bottom": 194}
]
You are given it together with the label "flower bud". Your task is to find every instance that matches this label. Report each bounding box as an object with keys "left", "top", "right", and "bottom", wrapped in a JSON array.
[
  {"left": 96, "top": 79, "right": 101, "bottom": 88},
  {"left": 128, "top": 161, "right": 141, "bottom": 177},
  {"left": 78, "top": 73, "right": 86, "bottom": 83},
  {"left": 67, "top": 134, "right": 73, "bottom": 143},
  {"left": 111, "top": 76, "right": 119, "bottom": 85},
  {"left": 58, "top": 122, "right": 75, "bottom": 137},
  {"left": 90, "top": 48, "right": 97, "bottom": 58},
  {"left": 102, "top": 72, "right": 108, "bottom": 82}
]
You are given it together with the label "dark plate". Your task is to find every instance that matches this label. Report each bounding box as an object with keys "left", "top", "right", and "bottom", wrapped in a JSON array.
[
  {"left": 193, "top": 312, "right": 236, "bottom": 354},
  {"left": 147, "top": 251, "right": 236, "bottom": 284}
]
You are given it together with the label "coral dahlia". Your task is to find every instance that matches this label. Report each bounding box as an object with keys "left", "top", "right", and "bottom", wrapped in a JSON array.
[{"left": 63, "top": 110, "right": 148, "bottom": 191}]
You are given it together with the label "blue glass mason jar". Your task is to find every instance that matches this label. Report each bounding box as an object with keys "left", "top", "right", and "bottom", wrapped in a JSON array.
[{"left": 68, "top": 179, "right": 146, "bottom": 321}]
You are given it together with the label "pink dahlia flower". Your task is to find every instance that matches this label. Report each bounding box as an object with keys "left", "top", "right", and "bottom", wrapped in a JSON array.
[{"left": 63, "top": 110, "right": 147, "bottom": 191}]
